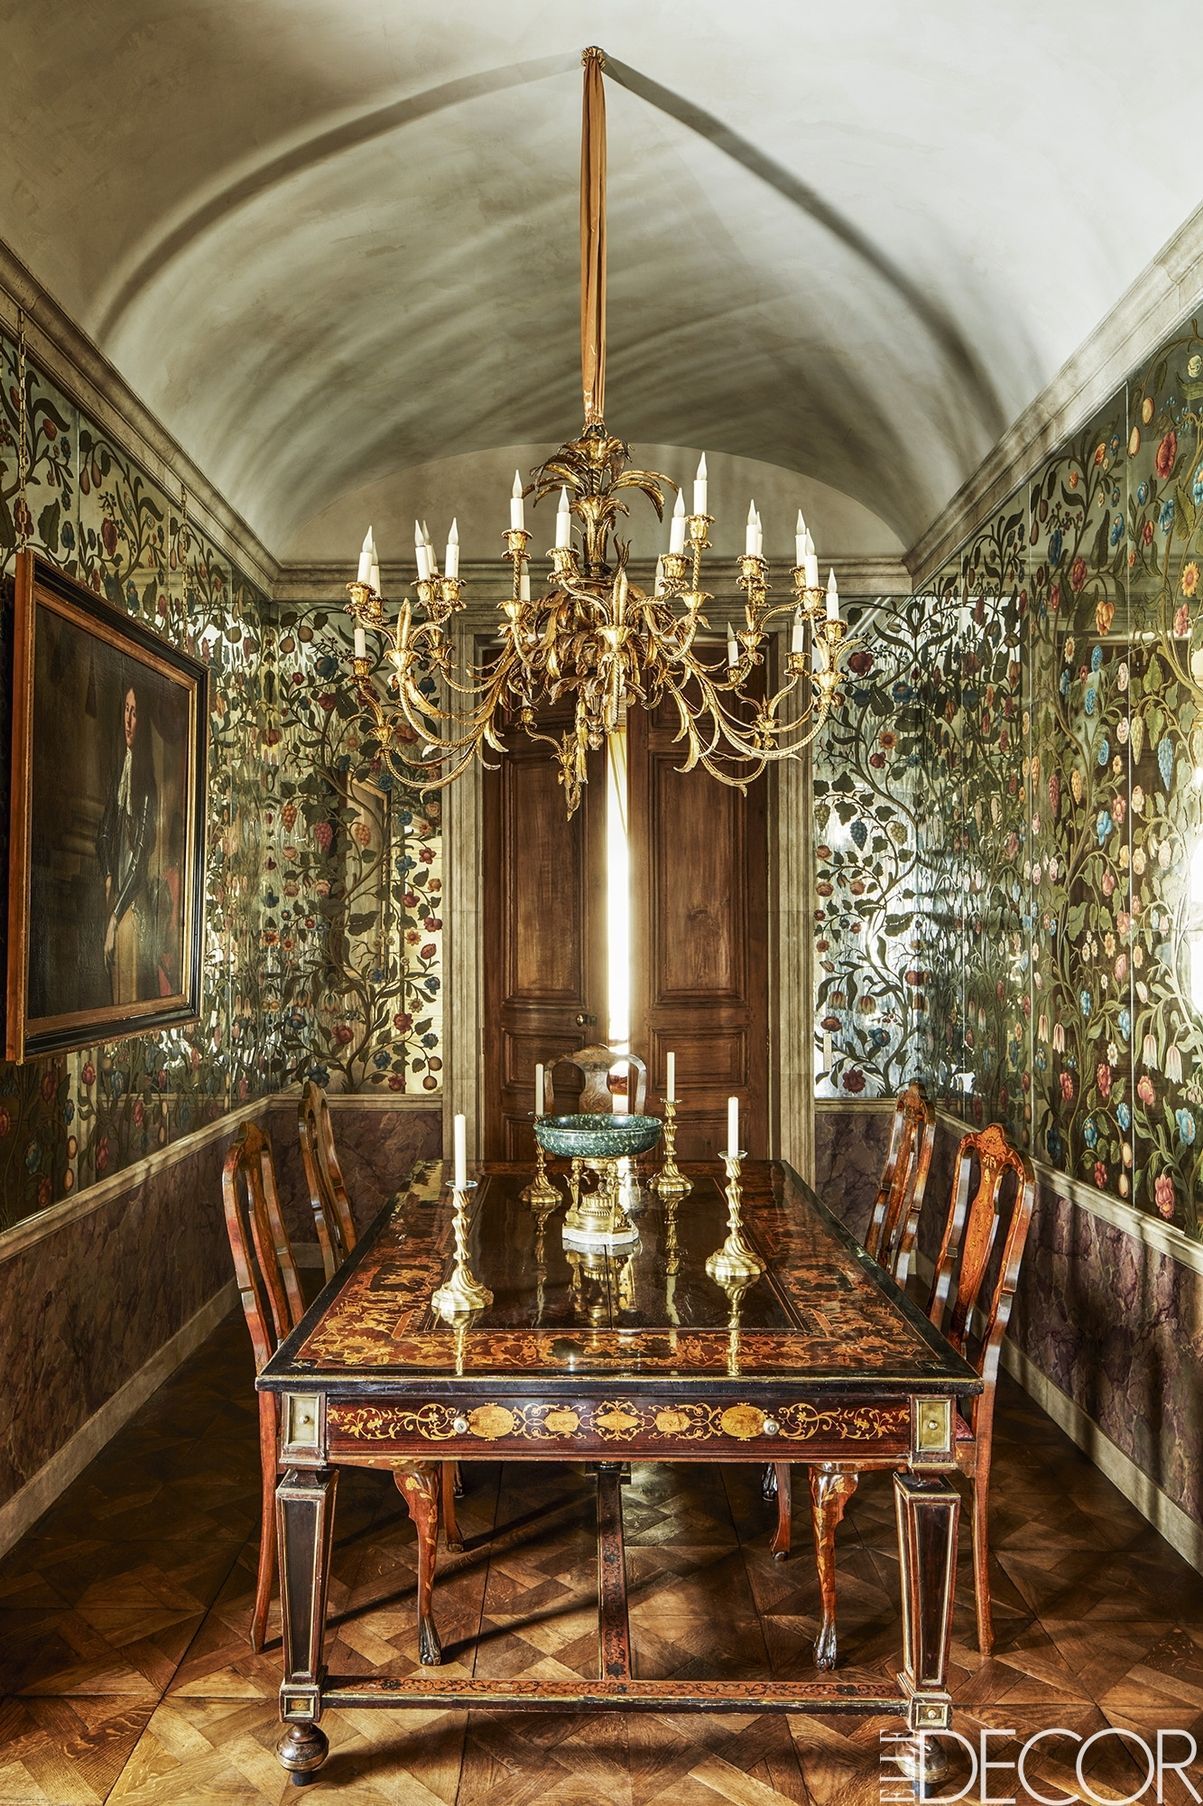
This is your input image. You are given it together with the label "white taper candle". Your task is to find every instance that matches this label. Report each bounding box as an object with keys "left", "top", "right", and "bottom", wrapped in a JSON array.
[
  {"left": 534, "top": 1062, "right": 544, "bottom": 1117},
  {"left": 353, "top": 626, "right": 367, "bottom": 661},
  {"left": 666, "top": 1051, "right": 675, "bottom": 1103},
  {"left": 444, "top": 519, "right": 459, "bottom": 580},
  {"left": 453, "top": 1112, "right": 467, "bottom": 1192},
  {"left": 795, "top": 509, "right": 807, "bottom": 569},
  {"left": 693, "top": 453, "right": 708, "bottom": 516},
  {"left": 826, "top": 568, "right": 840, "bottom": 622},
  {"left": 414, "top": 520, "right": 429, "bottom": 581},
  {"left": 555, "top": 486, "right": 572, "bottom": 550},
  {"left": 510, "top": 469, "right": 525, "bottom": 531},
  {"left": 727, "top": 1096, "right": 739, "bottom": 1156},
  {"left": 669, "top": 488, "right": 686, "bottom": 554},
  {"left": 745, "top": 501, "right": 758, "bottom": 556},
  {"left": 357, "top": 525, "right": 374, "bottom": 584}
]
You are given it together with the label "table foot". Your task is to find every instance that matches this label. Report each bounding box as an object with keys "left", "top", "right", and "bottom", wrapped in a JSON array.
[
  {"left": 397, "top": 1463, "right": 443, "bottom": 1667},
  {"left": 810, "top": 1466, "right": 858, "bottom": 1669},
  {"left": 278, "top": 1721, "right": 328, "bottom": 1785}
]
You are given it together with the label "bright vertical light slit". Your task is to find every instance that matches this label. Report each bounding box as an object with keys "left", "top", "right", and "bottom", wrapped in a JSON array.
[{"left": 605, "top": 725, "right": 630, "bottom": 1054}]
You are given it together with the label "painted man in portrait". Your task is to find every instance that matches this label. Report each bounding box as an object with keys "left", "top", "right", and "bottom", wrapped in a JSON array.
[{"left": 96, "top": 677, "right": 158, "bottom": 1002}]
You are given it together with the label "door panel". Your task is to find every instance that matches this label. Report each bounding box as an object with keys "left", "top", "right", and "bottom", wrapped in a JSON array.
[
  {"left": 629, "top": 698, "right": 769, "bottom": 1160},
  {"left": 482, "top": 712, "right": 605, "bottom": 1161}
]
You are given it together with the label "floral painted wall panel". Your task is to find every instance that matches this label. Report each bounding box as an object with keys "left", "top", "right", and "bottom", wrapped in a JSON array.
[
  {"left": 915, "top": 567, "right": 969, "bottom": 1112},
  {"left": 268, "top": 603, "right": 444, "bottom": 1095},
  {"left": 1125, "top": 328, "right": 1203, "bottom": 1235},
  {"left": 813, "top": 596, "right": 921, "bottom": 1100},
  {"left": 0, "top": 323, "right": 279, "bottom": 1232}
]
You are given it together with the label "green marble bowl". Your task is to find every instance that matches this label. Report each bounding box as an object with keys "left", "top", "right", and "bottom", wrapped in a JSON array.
[{"left": 534, "top": 1113, "right": 663, "bottom": 1160}]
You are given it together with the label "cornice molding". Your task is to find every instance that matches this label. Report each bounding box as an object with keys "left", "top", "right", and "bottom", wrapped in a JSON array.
[
  {"left": 906, "top": 201, "right": 1203, "bottom": 586},
  {"left": 272, "top": 554, "right": 913, "bottom": 608},
  {"left": 0, "top": 240, "right": 278, "bottom": 593}
]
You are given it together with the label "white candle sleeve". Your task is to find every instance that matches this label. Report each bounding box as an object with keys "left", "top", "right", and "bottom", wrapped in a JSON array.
[
  {"left": 727, "top": 1096, "right": 739, "bottom": 1155},
  {"left": 368, "top": 560, "right": 381, "bottom": 597},
  {"left": 453, "top": 1113, "right": 467, "bottom": 1192},
  {"left": 556, "top": 487, "right": 572, "bottom": 549},
  {"left": 414, "top": 521, "right": 429, "bottom": 581},
  {"left": 791, "top": 609, "right": 805, "bottom": 655},
  {"left": 353, "top": 626, "right": 367, "bottom": 661},
  {"left": 666, "top": 1051, "right": 675, "bottom": 1102},
  {"left": 444, "top": 519, "right": 459, "bottom": 580},
  {"left": 510, "top": 469, "right": 525, "bottom": 531},
  {"left": 805, "top": 532, "right": 819, "bottom": 589},
  {"left": 519, "top": 569, "right": 531, "bottom": 602},
  {"left": 693, "top": 453, "right": 708, "bottom": 516},
  {"left": 727, "top": 623, "right": 739, "bottom": 669},
  {"left": 826, "top": 568, "right": 840, "bottom": 621},
  {"left": 745, "top": 501, "right": 758, "bottom": 556},
  {"left": 669, "top": 489, "right": 686, "bottom": 553},
  {"left": 357, "top": 526, "right": 374, "bottom": 584},
  {"left": 795, "top": 509, "right": 806, "bottom": 569}
]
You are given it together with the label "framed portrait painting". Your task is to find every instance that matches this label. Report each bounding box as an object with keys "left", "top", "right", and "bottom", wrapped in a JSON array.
[{"left": 5, "top": 551, "right": 209, "bottom": 1062}]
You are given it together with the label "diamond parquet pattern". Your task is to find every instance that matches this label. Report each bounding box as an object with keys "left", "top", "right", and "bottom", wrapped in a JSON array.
[{"left": 0, "top": 1309, "right": 1201, "bottom": 1802}]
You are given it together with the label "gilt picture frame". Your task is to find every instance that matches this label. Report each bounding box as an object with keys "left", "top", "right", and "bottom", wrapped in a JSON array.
[{"left": 5, "top": 550, "right": 209, "bottom": 1062}]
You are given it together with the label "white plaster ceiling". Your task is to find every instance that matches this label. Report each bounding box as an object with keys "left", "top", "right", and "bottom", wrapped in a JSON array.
[{"left": 0, "top": 1, "right": 1193, "bottom": 562}]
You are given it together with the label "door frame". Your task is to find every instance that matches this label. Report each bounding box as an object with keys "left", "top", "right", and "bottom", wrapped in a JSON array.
[{"left": 444, "top": 598, "right": 815, "bottom": 1180}]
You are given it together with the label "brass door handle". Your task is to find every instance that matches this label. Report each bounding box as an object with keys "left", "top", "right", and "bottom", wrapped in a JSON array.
[{"left": 575, "top": 1012, "right": 597, "bottom": 1026}]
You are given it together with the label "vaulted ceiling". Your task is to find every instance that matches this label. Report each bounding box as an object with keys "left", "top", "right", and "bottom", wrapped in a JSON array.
[{"left": 2, "top": 1, "right": 1195, "bottom": 562}]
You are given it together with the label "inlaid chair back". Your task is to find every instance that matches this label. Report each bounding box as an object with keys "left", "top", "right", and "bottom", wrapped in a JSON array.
[
  {"left": 298, "top": 1080, "right": 358, "bottom": 1283},
  {"left": 223, "top": 1122, "right": 305, "bottom": 1373},
  {"left": 862, "top": 1081, "right": 934, "bottom": 1286},
  {"left": 549, "top": 1043, "right": 648, "bottom": 1114},
  {"left": 927, "top": 1122, "right": 1037, "bottom": 1422}
]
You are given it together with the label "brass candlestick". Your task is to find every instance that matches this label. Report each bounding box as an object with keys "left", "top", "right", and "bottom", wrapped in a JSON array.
[
  {"left": 522, "top": 1116, "right": 561, "bottom": 1208},
  {"left": 706, "top": 1152, "right": 765, "bottom": 1286},
  {"left": 432, "top": 1182, "right": 493, "bottom": 1322},
  {"left": 652, "top": 1097, "right": 691, "bottom": 1199}
]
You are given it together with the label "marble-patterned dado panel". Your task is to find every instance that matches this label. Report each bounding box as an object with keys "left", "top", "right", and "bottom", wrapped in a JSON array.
[
  {"left": 0, "top": 1129, "right": 239, "bottom": 1507},
  {"left": 267, "top": 1101, "right": 442, "bottom": 1245},
  {"left": 822, "top": 1103, "right": 1203, "bottom": 1533}
]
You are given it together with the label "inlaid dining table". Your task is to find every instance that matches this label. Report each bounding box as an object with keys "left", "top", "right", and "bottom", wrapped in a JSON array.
[{"left": 257, "top": 1155, "right": 980, "bottom": 1786}]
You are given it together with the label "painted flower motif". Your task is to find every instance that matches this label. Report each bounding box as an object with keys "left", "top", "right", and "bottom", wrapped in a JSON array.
[
  {"left": 1109, "top": 514, "right": 1125, "bottom": 547},
  {"left": 1084, "top": 687, "right": 1097, "bottom": 717},
  {"left": 1095, "top": 599, "right": 1115, "bottom": 635},
  {"left": 1060, "top": 1071, "right": 1075, "bottom": 1102},
  {"left": 1154, "top": 1174, "right": 1176, "bottom": 1218},
  {"left": 81, "top": 1061, "right": 96, "bottom": 1086},
  {"left": 1174, "top": 603, "right": 1191, "bottom": 638},
  {"left": 842, "top": 1068, "right": 866, "bottom": 1095},
  {"left": 1176, "top": 1107, "right": 1196, "bottom": 1146},
  {"left": 1137, "top": 1074, "right": 1156, "bottom": 1107},
  {"left": 1048, "top": 583, "right": 1061, "bottom": 613},
  {"left": 1117, "top": 1101, "right": 1131, "bottom": 1131},
  {"left": 1094, "top": 1161, "right": 1108, "bottom": 1189},
  {"left": 1070, "top": 555, "right": 1088, "bottom": 590},
  {"left": 1095, "top": 809, "right": 1112, "bottom": 844},
  {"left": 1097, "top": 1063, "right": 1112, "bottom": 1100},
  {"left": 1182, "top": 562, "right": 1200, "bottom": 598},
  {"left": 1097, "top": 738, "right": 1110, "bottom": 768},
  {"left": 1142, "top": 519, "right": 1155, "bottom": 547},
  {"left": 1167, "top": 1044, "right": 1184, "bottom": 1084},
  {"left": 1157, "top": 737, "right": 1175, "bottom": 792},
  {"left": 1159, "top": 498, "right": 1175, "bottom": 532},
  {"left": 1156, "top": 431, "right": 1178, "bottom": 478},
  {"left": 313, "top": 820, "right": 334, "bottom": 853},
  {"left": 1079, "top": 987, "right": 1092, "bottom": 1017},
  {"left": 1070, "top": 770, "right": 1085, "bottom": 804}
]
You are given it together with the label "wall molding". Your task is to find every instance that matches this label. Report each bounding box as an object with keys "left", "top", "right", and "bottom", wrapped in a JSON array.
[
  {"left": 0, "top": 239, "right": 277, "bottom": 592},
  {"left": 0, "top": 1279, "right": 236, "bottom": 1562},
  {"left": 906, "top": 202, "right": 1203, "bottom": 585}
]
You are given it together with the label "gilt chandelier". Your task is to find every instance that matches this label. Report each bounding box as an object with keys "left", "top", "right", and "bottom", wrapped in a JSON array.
[{"left": 343, "top": 47, "right": 856, "bottom": 814}]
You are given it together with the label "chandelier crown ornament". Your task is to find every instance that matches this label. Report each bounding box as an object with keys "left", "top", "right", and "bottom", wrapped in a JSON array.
[{"left": 342, "top": 47, "right": 861, "bottom": 814}]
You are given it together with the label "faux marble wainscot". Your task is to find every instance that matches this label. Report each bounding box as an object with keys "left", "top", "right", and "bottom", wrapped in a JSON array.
[
  {"left": 0, "top": 1120, "right": 251, "bottom": 1516},
  {"left": 812, "top": 1101, "right": 893, "bottom": 1244},
  {"left": 921, "top": 1113, "right": 1203, "bottom": 1541},
  {"left": 266, "top": 1100, "right": 442, "bottom": 1245}
]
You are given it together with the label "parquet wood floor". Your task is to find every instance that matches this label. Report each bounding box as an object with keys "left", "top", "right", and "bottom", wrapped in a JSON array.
[{"left": 1, "top": 1312, "right": 1200, "bottom": 1804}]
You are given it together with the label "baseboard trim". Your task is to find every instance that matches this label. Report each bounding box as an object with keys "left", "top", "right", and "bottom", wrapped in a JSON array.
[{"left": 0, "top": 1279, "right": 236, "bottom": 1562}]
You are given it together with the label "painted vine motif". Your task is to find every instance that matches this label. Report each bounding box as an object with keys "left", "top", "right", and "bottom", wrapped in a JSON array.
[
  {"left": 267, "top": 605, "right": 444, "bottom": 1094},
  {"left": 0, "top": 322, "right": 278, "bottom": 1232}
]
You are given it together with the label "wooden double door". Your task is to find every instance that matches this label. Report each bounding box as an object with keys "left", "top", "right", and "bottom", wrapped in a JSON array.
[{"left": 482, "top": 698, "right": 769, "bottom": 1161}]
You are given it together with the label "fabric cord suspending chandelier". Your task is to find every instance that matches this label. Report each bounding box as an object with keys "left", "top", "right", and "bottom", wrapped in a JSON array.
[{"left": 343, "top": 47, "right": 858, "bottom": 814}]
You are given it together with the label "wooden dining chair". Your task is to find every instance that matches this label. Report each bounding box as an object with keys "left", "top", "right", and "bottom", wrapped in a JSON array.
[
  {"left": 222, "top": 1122, "right": 308, "bottom": 1653},
  {"left": 769, "top": 1121, "right": 1036, "bottom": 1663},
  {"left": 766, "top": 1081, "right": 935, "bottom": 1553},
  {"left": 298, "top": 1079, "right": 358, "bottom": 1283},
  {"left": 224, "top": 1123, "right": 463, "bottom": 1653},
  {"left": 548, "top": 1043, "right": 649, "bottom": 1113},
  {"left": 862, "top": 1079, "right": 935, "bottom": 1288}
]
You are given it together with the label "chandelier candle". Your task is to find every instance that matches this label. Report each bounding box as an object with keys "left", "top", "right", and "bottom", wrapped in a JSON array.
[{"left": 339, "top": 45, "right": 859, "bottom": 815}]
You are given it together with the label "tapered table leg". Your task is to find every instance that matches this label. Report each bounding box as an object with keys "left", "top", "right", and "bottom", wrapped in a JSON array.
[
  {"left": 397, "top": 1463, "right": 443, "bottom": 1665},
  {"left": 594, "top": 1464, "right": 632, "bottom": 1681},
  {"left": 893, "top": 1471, "right": 960, "bottom": 1735},
  {"left": 810, "top": 1465, "right": 858, "bottom": 1670},
  {"left": 275, "top": 1467, "right": 338, "bottom": 1786}
]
